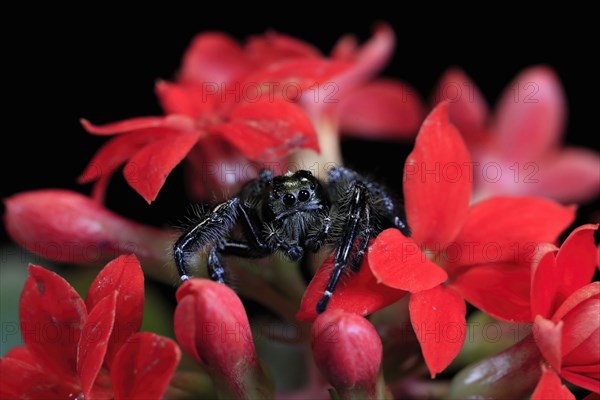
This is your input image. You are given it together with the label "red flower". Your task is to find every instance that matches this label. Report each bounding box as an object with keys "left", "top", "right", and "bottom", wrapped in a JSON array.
[
  {"left": 79, "top": 96, "right": 319, "bottom": 204},
  {"left": 311, "top": 310, "right": 383, "bottom": 399},
  {"left": 0, "top": 255, "right": 180, "bottom": 399},
  {"left": 75, "top": 31, "right": 325, "bottom": 204},
  {"left": 298, "top": 102, "right": 575, "bottom": 377},
  {"left": 174, "top": 278, "right": 272, "bottom": 399},
  {"left": 246, "top": 25, "right": 424, "bottom": 138},
  {"left": 79, "top": 24, "right": 425, "bottom": 203},
  {"left": 81, "top": 30, "right": 342, "bottom": 203},
  {"left": 433, "top": 66, "right": 600, "bottom": 203},
  {"left": 530, "top": 224, "right": 599, "bottom": 396},
  {"left": 328, "top": 28, "right": 424, "bottom": 140}
]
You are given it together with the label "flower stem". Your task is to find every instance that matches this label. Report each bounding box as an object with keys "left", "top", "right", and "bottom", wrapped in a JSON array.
[
  {"left": 289, "top": 116, "right": 343, "bottom": 180},
  {"left": 233, "top": 263, "right": 300, "bottom": 325}
]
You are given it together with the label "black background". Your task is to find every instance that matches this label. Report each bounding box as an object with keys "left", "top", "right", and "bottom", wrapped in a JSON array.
[{"left": 2, "top": 10, "right": 598, "bottom": 242}]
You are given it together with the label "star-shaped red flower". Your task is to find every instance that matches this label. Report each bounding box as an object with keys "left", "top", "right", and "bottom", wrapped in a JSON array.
[
  {"left": 80, "top": 94, "right": 319, "bottom": 204},
  {"left": 530, "top": 224, "right": 599, "bottom": 397},
  {"left": 433, "top": 66, "right": 600, "bottom": 203},
  {"left": 298, "top": 102, "right": 575, "bottom": 378},
  {"left": 0, "top": 255, "right": 180, "bottom": 399},
  {"left": 79, "top": 25, "right": 426, "bottom": 204}
]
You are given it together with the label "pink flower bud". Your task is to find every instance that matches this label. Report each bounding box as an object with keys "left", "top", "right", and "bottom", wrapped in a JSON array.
[
  {"left": 174, "top": 279, "right": 272, "bottom": 399},
  {"left": 311, "top": 310, "right": 382, "bottom": 399},
  {"left": 4, "top": 190, "right": 172, "bottom": 267}
]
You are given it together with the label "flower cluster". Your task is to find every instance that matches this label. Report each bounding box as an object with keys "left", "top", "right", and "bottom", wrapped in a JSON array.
[
  {"left": 2, "top": 23, "right": 599, "bottom": 399},
  {"left": 0, "top": 255, "right": 180, "bottom": 399}
]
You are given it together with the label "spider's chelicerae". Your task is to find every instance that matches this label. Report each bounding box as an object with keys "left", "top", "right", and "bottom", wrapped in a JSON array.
[{"left": 174, "top": 167, "right": 410, "bottom": 313}]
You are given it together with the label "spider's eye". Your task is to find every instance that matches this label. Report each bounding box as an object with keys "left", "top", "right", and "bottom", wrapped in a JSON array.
[
  {"left": 273, "top": 190, "right": 281, "bottom": 199},
  {"left": 298, "top": 190, "right": 310, "bottom": 202},
  {"left": 309, "top": 182, "right": 316, "bottom": 190},
  {"left": 283, "top": 193, "right": 296, "bottom": 206}
]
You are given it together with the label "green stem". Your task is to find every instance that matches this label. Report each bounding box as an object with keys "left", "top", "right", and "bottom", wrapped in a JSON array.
[
  {"left": 233, "top": 263, "right": 299, "bottom": 324},
  {"left": 271, "top": 257, "right": 307, "bottom": 304}
]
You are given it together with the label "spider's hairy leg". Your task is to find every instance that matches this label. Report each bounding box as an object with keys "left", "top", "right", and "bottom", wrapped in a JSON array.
[
  {"left": 305, "top": 215, "right": 333, "bottom": 252},
  {"left": 265, "top": 224, "right": 304, "bottom": 261},
  {"left": 173, "top": 198, "right": 239, "bottom": 281},
  {"left": 207, "top": 246, "right": 226, "bottom": 283},
  {"left": 328, "top": 166, "right": 410, "bottom": 237},
  {"left": 316, "top": 182, "right": 367, "bottom": 313},
  {"left": 350, "top": 205, "right": 371, "bottom": 272}
]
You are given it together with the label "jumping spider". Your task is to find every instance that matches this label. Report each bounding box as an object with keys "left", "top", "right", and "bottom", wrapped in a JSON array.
[{"left": 174, "top": 167, "right": 410, "bottom": 313}]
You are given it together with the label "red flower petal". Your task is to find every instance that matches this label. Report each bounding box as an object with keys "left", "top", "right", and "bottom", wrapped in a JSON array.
[
  {"left": 337, "top": 79, "right": 425, "bottom": 139},
  {"left": 531, "top": 249, "right": 560, "bottom": 319},
  {"left": 111, "top": 332, "right": 181, "bottom": 400},
  {"left": 493, "top": 65, "right": 566, "bottom": 161},
  {"left": 86, "top": 254, "right": 144, "bottom": 369},
  {"left": 523, "top": 148, "right": 600, "bottom": 203},
  {"left": 246, "top": 31, "right": 321, "bottom": 66},
  {"left": 448, "top": 196, "right": 576, "bottom": 270},
  {"left": 80, "top": 116, "right": 175, "bottom": 136},
  {"left": 214, "top": 97, "right": 319, "bottom": 161},
  {"left": 554, "top": 224, "right": 599, "bottom": 303},
  {"left": 0, "top": 357, "right": 78, "bottom": 399},
  {"left": 3, "top": 190, "right": 172, "bottom": 266},
  {"left": 531, "top": 366, "right": 575, "bottom": 400},
  {"left": 329, "top": 23, "right": 395, "bottom": 96},
  {"left": 562, "top": 327, "right": 599, "bottom": 372},
  {"left": 351, "top": 23, "right": 394, "bottom": 64},
  {"left": 403, "top": 102, "right": 472, "bottom": 250},
  {"left": 450, "top": 262, "right": 532, "bottom": 322},
  {"left": 4, "top": 346, "right": 37, "bottom": 367},
  {"left": 297, "top": 252, "right": 406, "bottom": 322},
  {"left": 81, "top": 115, "right": 197, "bottom": 203},
  {"left": 124, "top": 130, "right": 202, "bottom": 203},
  {"left": 562, "top": 364, "right": 600, "bottom": 380},
  {"left": 560, "top": 298, "right": 599, "bottom": 363},
  {"left": 179, "top": 32, "right": 249, "bottom": 85},
  {"left": 78, "top": 128, "right": 174, "bottom": 202},
  {"left": 183, "top": 138, "right": 250, "bottom": 202},
  {"left": 552, "top": 282, "right": 600, "bottom": 323},
  {"left": 242, "top": 59, "right": 351, "bottom": 97},
  {"left": 560, "top": 369, "right": 600, "bottom": 394},
  {"left": 155, "top": 80, "right": 219, "bottom": 117},
  {"left": 89, "top": 369, "right": 114, "bottom": 400},
  {"left": 533, "top": 316, "right": 563, "bottom": 372},
  {"left": 431, "top": 67, "right": 489, "bottom": 145},
  {"left": 77, "top": 292, "right": 117, "bottom": 398},
  {"left": 368, "top": 229, "right": 447, "bottom": 292},
  {"left": 19, "top": 265, "right": 87, "bottom": 382},
  {"left": 409, "top": 285, "right": 466, "bottom": 378},
  {"left": 331, "top": 34, "right": 358, "bottom": 60}
]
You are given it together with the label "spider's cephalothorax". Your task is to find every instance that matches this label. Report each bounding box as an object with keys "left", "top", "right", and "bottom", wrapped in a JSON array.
[{"left": 173, "top": 167, "right": 410, "bottom": 313}]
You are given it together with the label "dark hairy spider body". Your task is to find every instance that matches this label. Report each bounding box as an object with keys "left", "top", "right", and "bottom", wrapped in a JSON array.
[{"left": 174, "top": 167, "right": 410, "bottom": 313}]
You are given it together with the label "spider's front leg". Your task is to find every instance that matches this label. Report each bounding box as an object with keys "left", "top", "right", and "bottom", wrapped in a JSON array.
[
  {"left": 173, "top": 198, "right": 240, "bottom": 283},
  {"left": 305, "top": 215, "right": 333, "bottom": 252},
  {"left": 264, "top": 224, "right": 304, "bottom": 261},
  {"left": 316, "top": 182, "right": 368, "bottom": 313}
]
